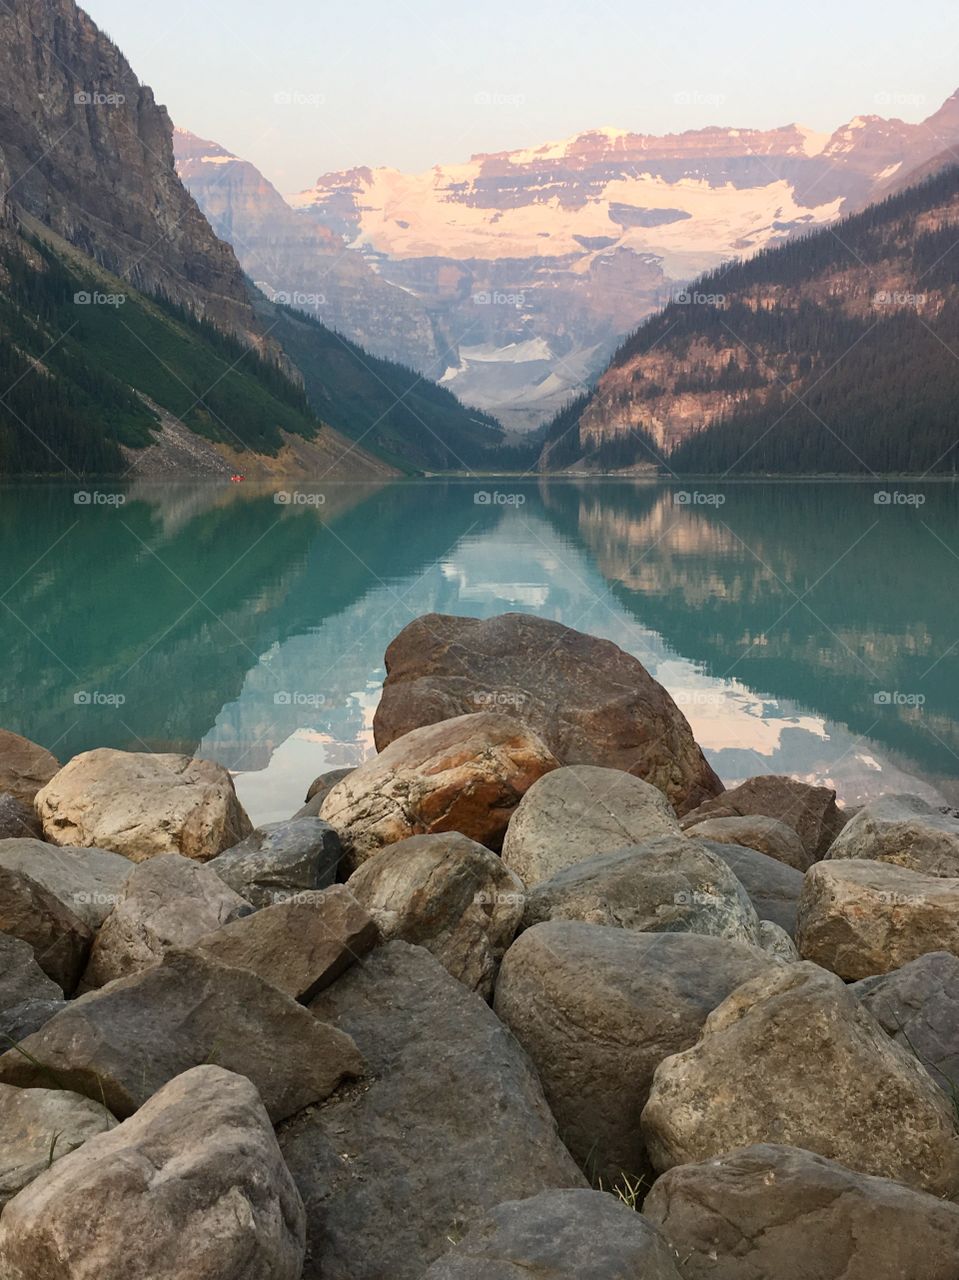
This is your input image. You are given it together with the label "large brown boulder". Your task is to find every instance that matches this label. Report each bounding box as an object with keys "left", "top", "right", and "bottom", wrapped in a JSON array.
[
  {"left": 681, "top": 775, "right": 846, "bottom": 859},
  {"left": 278, "top": 942, "right": 584, "bottom": 1280},
  {"left": 423, "top": 1189, "right": 683, "bottom": 1280},
  {"left": 0, "top": 1066, "right": 305, "bottom": 1280},
  {"left": 797, "top": 859, "right": 959, "bottom": 979},
  {"left": 501, "top": 766, "right": 682, "bottom": 887},
  {"left": 320, "top": 712, "right": 558, "bottom": 872},
  {"left": 643, "top": 1144, "right": 959, "bottom": 1280},
  {"left": 0, "top": 948, "right": 364, "bottom": 1122},
  {"left": 347, "top": 833, "right": 523, "bottom": 998},
  {"left": 641, "top": 962, "right": 959, "bottom": 1196},
  {"left": 492, "top": 922, "right": 777, "bottom": 1186},
  {"left": 683, "top": 815, "right": 811, "bottom": 871},
  {"left": 372, "top": 614, "right": 722, "bottom": 815},
  {"left": 35, "top": 749, "right": 252, "bottom": 863},
  {"left": 0, "top": 730, "right": 58, "bottom": 805}
]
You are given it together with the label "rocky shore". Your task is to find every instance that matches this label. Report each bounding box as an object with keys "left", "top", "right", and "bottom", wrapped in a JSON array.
[{"left": 0, "top": 612, "right": 958, "bottom": 1278}]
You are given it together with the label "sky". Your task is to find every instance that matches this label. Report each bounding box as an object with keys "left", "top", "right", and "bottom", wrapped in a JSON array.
[{"left": 82, "top": 0, "right": 959, "bottom": 195}]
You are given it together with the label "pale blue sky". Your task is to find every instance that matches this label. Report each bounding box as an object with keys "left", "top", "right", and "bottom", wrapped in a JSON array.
[{"left": 82, "top": 0, "right": 958, "bottom": 194}]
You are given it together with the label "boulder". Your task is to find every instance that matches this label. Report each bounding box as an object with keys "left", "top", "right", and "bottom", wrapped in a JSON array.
[
  {"left": 35, "top": 749, "right": 252, "bottom": 862},
  {"left": 827, "top": 794, "right": 959, "bottom": 877},
  {"left": 211, "top": 818, "right": 343, "bottom": 908},
  {"left": 0, "top": 947, "right": 364, "bottom": 1122},
  {"left": 0, "top": 1083, "right": 110, "bottom": 1208},
  {"left": 82, "top": 854, "right": 251, "bottom": 988},
  {"left": 0, "top": 794, "right": 42, "bottom": 840},
  {"left": 0, "top": 999, "right": 66, "bottom": 1046},
  {"left": 278, "top": 942, "right": 585, "bottom": 1280},
  {"left": 0, "top": 931, "right": 63, "bottom": 1014},
  {"left": 695, "top": 838, "right": 805, "bottom": 936},
  {"left": 501, "top": 766, "right": 682, "bottom": 887},
  {"left": 681, "top": 775, "right": 845, "bottom": 859},
  {"left": 797, "top": 859, "right": 959, "bottom": 979},
  {"left": 643, "top": 1143, "right": 959, "bottom": 1280},
  {"left": 305, "top": 769, "right": 353, "bottom": 806},
  {"left": 853, "top": 952, "right": 959, "bottom": 1094},
  {"left": 0, "top": 839, "right": 131, "bottom": 929},
  {"left": 641, "top": 962, "right": 959, "bottom": 1196},
  {"left": 198, "top": 885, "right": 379, "bottom": 1002},
  {"left": 0, "top": 866, "right": 92, "bottom": 994},
  {"left": 493, "top": 922, "right": 777, "bottom": 1185},
  {"left": 320, "top": 712, "right": 558, "bottom": 873},
  {"left": 0, "top": 730, "right": 58, "bottom": 805},
  {"left": 372, "top": 613, "right": 723, "bottom": 815},
  {"left": 347, "top": 832, "right": 524, "bottom": 998},
  {"left": 758, "top": 919, "right": 800, "bottom": 961},
  {"left": 682, "top": 814, "right": 811, "bottom": 871},
  {"left": 520, "top": 837, "right": 761, "bottom": 945},
  {"left": 0, "top": 1066, "right": 305, "bottom": 1280},
  {"left": 422, "top": 1189, "right": 683, "bottom": 1280}
]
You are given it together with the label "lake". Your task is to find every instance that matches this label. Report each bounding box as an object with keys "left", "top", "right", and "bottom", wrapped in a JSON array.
[{"left": 1, "top": 477, "right": 957, "bottom": 826}]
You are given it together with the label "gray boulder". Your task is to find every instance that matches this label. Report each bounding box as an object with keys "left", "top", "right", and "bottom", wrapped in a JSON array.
[
  {"left": 683, "top": 814, "right": 811, "bottom": 871},
  {"left": 198, "top": 885, "right": 379, "bottom": 1002},
  {"left": 422, "top": 1189, "right": 683, "bottom": 1279},
  {"left": 797, "top": 858, "right": 959, "bottom": 979},
  {"left": 0, "top": 931, "right": 63, "bottom": 1014},
  {"left": 681, "top": 775, "right": 846, "bottom": 859},
  {"left": 641, "top": 962, "right": 959, "bottom": 1196},
  {"left": 0, "top": 866, "right": 92, "bottom": 994},
  {"left": 644, "top": 1143, "right": 959, "bottom": 1280},
  {"left": 347, "top": 832, "right": 524, "bottom": 998},
  {"left": 0, "top": 1066, "right": 306, "bottom": 1280},
  {"left": 82, "top": 853, "right": 250, "bottom": 988},
  {"left": 493, "top": 922, "right": 777, "bottom": 1186},
  {"left": 0, "top": 947, "right": 364, "bottom": 1122},
  {"left": 695, "top": 838, "right": 805, "bottom": 936},
  {"left": 0, "top": 1083, "right": 110, "bottom": 1208},
  {"left": 853, "top": 952, "right": 959, "bottom": 1095},
  {"left": 758, "top": 919, "right": 800, "bottom": 961},
  {"left": 0, "top": 999, "right": 66, "bottom": 1046},
  {"left": 211, "top": 818, "right": 343, "bottom": 909},
  {"left": 521, "top": 836, "right": 761, "bottom": 945},
  {"left": 0, "top": 840, "right": 132, "bottom": 929},
  {"left": 278, "top": 942, "right": 585, "bottom": 1280},
  {"left": 828, "top": 794, "right": 959, "bottom": 877},
  {"left": 501, "top": 766, "right": 682, "bottom": 888}
]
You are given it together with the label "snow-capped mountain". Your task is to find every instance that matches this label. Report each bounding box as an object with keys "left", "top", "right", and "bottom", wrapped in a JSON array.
[{"left": 176, "top": 94, "right": 959, "bottom": 431}]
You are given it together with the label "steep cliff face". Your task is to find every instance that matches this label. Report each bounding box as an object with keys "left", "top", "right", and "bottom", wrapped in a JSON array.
[
  {"left": 0, "top": 0, "right": 254, "bottom": 336},
  {"left": 538, "top": 166, "right": 959, "bottom": 474}
]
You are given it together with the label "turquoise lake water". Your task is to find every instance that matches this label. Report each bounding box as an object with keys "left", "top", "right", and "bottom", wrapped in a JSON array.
[{"left": 1, "top": 478, "right": 957, "bottom": 825}]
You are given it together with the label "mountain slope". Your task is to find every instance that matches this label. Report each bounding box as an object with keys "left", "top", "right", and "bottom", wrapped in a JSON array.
[{"left": 539, "top": 165, "right": 959, "bottom": 475}]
